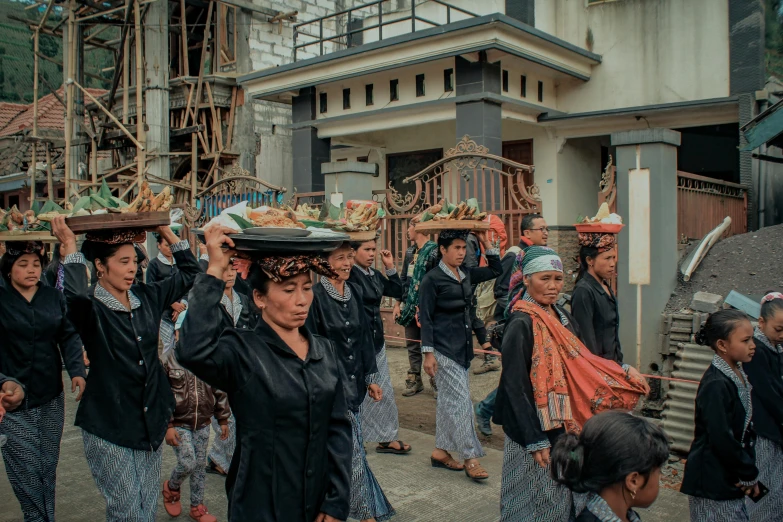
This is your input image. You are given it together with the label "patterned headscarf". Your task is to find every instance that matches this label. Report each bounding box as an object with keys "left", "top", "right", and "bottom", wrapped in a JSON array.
[
  {"left": 761, "top": 292, "right": 783, "bottom": 304},
  {"left": 438, "top": 229, "right": 470, "bottom": 241},
  {"left": 506, "top": 246, "right": 562, "bottom": 315},
  {"left": 253, "top": 254, "right": 336, "bottom": 283},
  {"left": 5, "top": 241, "right": 44, "bottom": 256},
  {"left": 578, "top": 232, "right": 617, "bottom": 253}
]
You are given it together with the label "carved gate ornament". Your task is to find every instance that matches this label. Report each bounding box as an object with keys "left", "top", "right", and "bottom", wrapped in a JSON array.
[
  {"left": 383, "top": 135, "right": 541, "bottom": 217},
  {"left": 598, "top": 154, "right": 617, "bottom": 213}
]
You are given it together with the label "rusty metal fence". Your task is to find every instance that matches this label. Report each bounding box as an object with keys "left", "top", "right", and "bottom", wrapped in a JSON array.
[{"left": 677, "top": 171, "right": 747, "bottom": 240}]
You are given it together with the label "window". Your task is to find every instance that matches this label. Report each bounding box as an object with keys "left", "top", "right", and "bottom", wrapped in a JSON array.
[
  {"left": 502, "top": 70, "right": 509, "bottom": 93},
  {"left": 343, "top": 88, "right": 351, "bottom": 110},
  {"left": 537, "top": 81, "right": 544, "bottom": 102},
  {"left": 416, "top": 74, "right": 425, "bottom": 97},
  {"left": 521, "top": 75, "right": 527, "bottom": 97},
  {"left": 357, "top": 156, "right": 369, "bottom": 163},
  {"left": 8, "top": 195, "right": 19, "bottom": 208},
  {"left": 365, "top": 84, "right": 374, "bottom": 106},
  {"left": 444, "top": 68, "right": 454, "bottom": 92},
  {"left": 217, "top": 3, "right": 237, "bottom": 67},
  {"left": 319, "top": 92, "right": 327, "bottom": 113},
  {"left": 390, "top": 79, "right": 399, "bottom": 101},
  {"left": 336, "top": 158, "right": 348, "bottom": 162}
]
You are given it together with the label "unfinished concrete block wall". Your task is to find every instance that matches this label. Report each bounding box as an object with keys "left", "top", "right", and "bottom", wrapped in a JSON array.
[{"left": 237, "top": 0, "right": 359, "bottom": 192}]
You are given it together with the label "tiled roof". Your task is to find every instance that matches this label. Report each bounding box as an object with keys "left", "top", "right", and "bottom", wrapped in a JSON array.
[
  {"left": 0, "top": 87, "right": 107, "bottom": 137},
  {"left": 0, "top": 102, "right": 28, "bottom": 132}
]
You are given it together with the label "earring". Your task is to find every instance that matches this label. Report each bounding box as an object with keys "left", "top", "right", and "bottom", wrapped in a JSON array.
[{"left": 630, "top": 490, "right": 636, "bottom": 500}]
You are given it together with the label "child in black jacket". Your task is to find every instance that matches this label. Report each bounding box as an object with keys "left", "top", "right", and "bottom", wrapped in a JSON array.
[{"left": 682, "top": 309, "right": 759, "bottom": 522}]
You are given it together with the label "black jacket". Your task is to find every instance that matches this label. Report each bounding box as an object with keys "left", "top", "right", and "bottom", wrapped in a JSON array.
[
  {"left": 177, "top": 273, "right": 351, "bottom": 522},
  {"left": 63, "top": 246, "right": 199, "bottom": 451},
  {"left": 574, "top": 507, "right": 641, "bottom": 522},
  {"left": 0, "top": 283, "right": 86, "bottom": 409},
  {"left": 493, "top": 308, "right": 580, "bottom": 448},
  {"left": 418, "top": 256, "right": 501, "bottom": 368},
  {"left": 0, "top": 371, "right": 20, "bottom": 387},
  {"left": 399, "top": 243, "right": 438, "bottom": 304},
  {"left": 570, "top": 273, "right": 623, "bottom": 363},
  {"left": 200, "top": 257, "right": 253, "bottom": 299},
  {"left": 743, "top": 337, "right": 783, "bottom": 445},
  {"left": 681, "top": 364, "right": 758, "bottom": 500},
  {"left": 308, "top": 281, "right": 378, "bottom": 412},
  {"left": 146, "top": 256, "right": 185, "bottom": 324},
  {"left": 349, "top": 265, "right": 402, "bottom": 353}
]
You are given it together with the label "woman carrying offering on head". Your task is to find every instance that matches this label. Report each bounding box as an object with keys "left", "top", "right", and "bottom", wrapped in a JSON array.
[
  {"left": 681, "top": 310, "right": 759, "bottom": 522},
  {"left": 176, "top": 226, "right": 352, "bottom": 522},
  {"left": 743, "top": 292, "right": 783, "bottom": 520},
  {"left": 493, "top": 246, "right": 648, "bottom": 521},
  {"left": 0, "top": 241, "right": 86, "bottom": 522},
  {"left": 571, "top": 232, "right": 623, "bottom": 363},
  {"left": 51, "top": 216, "right": 199, "bottom": 522},
  {"left": 309, "top": 241, "right": 394, "bottom": 522},
  {"left": 418, "top": 229, "right": 502, "bottom": 481}
]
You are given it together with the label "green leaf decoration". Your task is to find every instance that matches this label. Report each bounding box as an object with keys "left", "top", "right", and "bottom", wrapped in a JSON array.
[
  {"left": 110, "top": 196, "right": 129, "bottom": 208},
  {"left": 300, "top": 219, "right": 326, "bottom": 228},
  {"left": 89, "top": 194, "right": 111, "bottom": 210},
  {"left": 38, "top": 200, "right": 64, "bottom": 214},
  {"left": 466, "top": 198, "right": 479, "bottom": 211},
  {"left": 72, "top": 196, "right": 92, "bottom": 213},
  {"left": 99, "top": 179, "right": 117, "bottom": 207},
  {"left": 421, "top": 211, "right": 434, "bottom": 222},
  {"left": 228, "top": 213, "right": 254, "bottom": 230}
]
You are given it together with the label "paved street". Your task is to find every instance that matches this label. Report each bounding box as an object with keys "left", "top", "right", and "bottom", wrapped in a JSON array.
[{"left": 0, "top": 346, "right": 690, "bottom": 521}]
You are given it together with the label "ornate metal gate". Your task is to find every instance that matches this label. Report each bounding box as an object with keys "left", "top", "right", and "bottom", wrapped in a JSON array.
[{"left": 373, "top": 136, "right": 542, "bottom": 264}]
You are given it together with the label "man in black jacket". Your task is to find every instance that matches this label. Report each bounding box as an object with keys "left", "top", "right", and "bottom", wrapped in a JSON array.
[{"left": 474, "top": 213, "right": 548, "bottom": 436}]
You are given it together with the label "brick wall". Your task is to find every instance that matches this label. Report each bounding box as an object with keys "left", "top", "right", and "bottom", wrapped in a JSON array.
[{"left": 547, "top": 228, "right": 579, "bottom": 292}]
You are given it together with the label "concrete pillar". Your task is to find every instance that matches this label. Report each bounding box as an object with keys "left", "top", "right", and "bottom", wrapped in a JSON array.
[
  {"left": 611, "top": 128, "right": 681, "bottom": 373},
  {"left": 144, "top": 0, "right": 170, "bottom": 180},
  {"left": 292, "top": 87, "right": 330, "bottom": 193},
  {"left": 322, "top": 161, "right": 379, "bottom": 205}
]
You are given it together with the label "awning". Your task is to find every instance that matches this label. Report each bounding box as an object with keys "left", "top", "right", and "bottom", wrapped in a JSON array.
[
  {"left": 741, "top": 98, "right": 783, "bottom": 151},
  {"left": 0, "top": 172, "right": 29, "bottom": 192}
]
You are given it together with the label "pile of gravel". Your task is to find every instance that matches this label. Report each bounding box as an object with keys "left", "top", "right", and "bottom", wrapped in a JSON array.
[{"left": 666, "top": 224, "right": 783, "bottom": 313}]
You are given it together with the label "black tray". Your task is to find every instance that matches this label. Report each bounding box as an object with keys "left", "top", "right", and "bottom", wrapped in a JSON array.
[{"left": 194, "top": 229, "right": 349, "bottom": 254}]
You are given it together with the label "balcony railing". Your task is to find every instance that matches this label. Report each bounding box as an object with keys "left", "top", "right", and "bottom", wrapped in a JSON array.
[{"left": 293, "top": 0, "right": 478, "bottom": 61}]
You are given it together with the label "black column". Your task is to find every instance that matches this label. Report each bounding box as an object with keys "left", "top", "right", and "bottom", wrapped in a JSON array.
[
  {"left": 455, "top": 53, "right": 502, "bottom": 204},
  {"left": 292, "top": 87, "right": 330, "bottom": 193},
  {"left": 455, "top": 53, "right": 502, "bottom": 155}
]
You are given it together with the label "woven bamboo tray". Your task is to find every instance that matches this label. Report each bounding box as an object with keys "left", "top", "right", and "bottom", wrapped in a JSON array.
[
  {"left": 415, "top": 220, "right": 490, "bottom": 233},
  {"left": 345, "top": 230, "right": 378, "bottom": 241},
  {"left": 65, "top": 211, "right": 170, "bottom": 233}
]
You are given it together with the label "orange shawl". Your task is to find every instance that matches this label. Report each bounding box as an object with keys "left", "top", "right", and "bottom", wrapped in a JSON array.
[{"left": 513, "top": 300, "right": 649, "bottom": 433}]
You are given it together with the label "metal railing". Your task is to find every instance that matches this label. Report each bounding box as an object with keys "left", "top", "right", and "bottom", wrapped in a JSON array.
[
  {"left": 293, "top": 0, "right": 478, "bottom": 61},
  {"left": 677, "top": 171, "right": 747, "bottom": 240}
]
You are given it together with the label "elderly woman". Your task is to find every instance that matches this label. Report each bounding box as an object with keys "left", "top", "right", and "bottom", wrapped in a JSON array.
[
  {"left": 0, "top": 241, "right": 86, "bottom": 522},
  {"left": 419, "top": 229, "right": 501, "bottom": 481},
  {"left": 494, "top": 246, "right": 648, "bottom": 522},
  {"left": 52, "top": 217, "right": 199, "bottom": 522},
  {"left": 177, "top": 227, "right": 352, "bottom": 522}
]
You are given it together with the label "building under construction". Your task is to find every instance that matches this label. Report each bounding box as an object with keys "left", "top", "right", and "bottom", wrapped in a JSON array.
[{"left": 2, "top": 0, "right": 308, "bottom": 219}]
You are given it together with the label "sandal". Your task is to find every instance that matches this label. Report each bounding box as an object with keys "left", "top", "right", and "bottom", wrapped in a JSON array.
[
  {"left": 430, "top": 452, "right": 464, "bottom": 471},
  {"left": 464, "top": 462, "right": 489, "bottom": 481},
  {"left": 376, "top": 440, "right": 411, "bottom": 454},
  {"left": 204, "top": 459, "right": 226, "bottom": 476}
]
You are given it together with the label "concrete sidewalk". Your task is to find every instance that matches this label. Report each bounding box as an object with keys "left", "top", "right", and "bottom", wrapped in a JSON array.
[{"left": 0, "top": 364, "right": 689, "bottom": 521}]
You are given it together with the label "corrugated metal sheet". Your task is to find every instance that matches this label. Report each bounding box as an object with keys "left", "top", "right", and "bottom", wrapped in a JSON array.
[{"left": 661, "top": 342, "right": 713, "bottom": 454}]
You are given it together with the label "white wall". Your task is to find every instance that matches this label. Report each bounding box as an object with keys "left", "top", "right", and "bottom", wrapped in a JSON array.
[{"left": 536, "top": 0, "right": 731, "bottom": 113}]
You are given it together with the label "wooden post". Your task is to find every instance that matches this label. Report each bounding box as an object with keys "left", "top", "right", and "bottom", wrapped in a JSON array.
[
  {"left": 91, "top": 139, "right": 98, "bottom": 185},
  {"left": 180, "top": 0, "right": 189, "bottom": 75},
  {"left": 30, "top": 28, "right": 40, "bottom": 207},
  {"left": 64, "top": 1, "right": 75, "bottom": 201},
  {"left": 191, "top": 133, "right": 198, "bottom": 205},
  {"left": 123, "top": 3, "right": 130, "bottom": 126},
  {"left": 134, "top": 0, "right": 145, "bottom": 184},
  {"left": 45, "top": 143, "right": 54, "bottom": 202}
]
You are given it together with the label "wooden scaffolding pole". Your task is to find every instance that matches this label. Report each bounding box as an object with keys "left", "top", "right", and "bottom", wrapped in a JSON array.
[
  {"left": 191, "top": 133, "right": 197, "bottom": 205},
  {"left": 133, "top": 0, "right": 145, "bottom": 185},
  {"left": 64, "top": 0, "right": 75, "bottom": 201},
  {"left": 30, "top": 28, "right": 40, "bottom": 205},
  {"left": 123, "top": 3, "right": 130, "bottom": 126}
]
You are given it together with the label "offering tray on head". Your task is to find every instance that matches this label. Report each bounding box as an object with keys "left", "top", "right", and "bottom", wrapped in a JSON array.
[
  {"left": 195, "top": 227, "right": 349, "bottom": 254},
  {"left": 574, "top": 223, "right": 624, "bottom": 234},
  {"left": 414, "top": 219, "right": 490, "bottom": 233},
  {"left": 63, "top": 211, "right": 171, "bottom": 234}
]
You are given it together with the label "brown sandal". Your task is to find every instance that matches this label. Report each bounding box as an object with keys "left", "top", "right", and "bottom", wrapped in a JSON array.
[
  {"left": 464, "top": 462, "right": 489, "bottom": 481},
  {"left": 430, "top": 452, "right": 464, "bottom": 471}
]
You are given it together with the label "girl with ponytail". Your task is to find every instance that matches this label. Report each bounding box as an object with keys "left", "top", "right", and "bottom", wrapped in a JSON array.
[
  {"left": 681, "top": 309, "right": 759, "bottom": 521},
  {"left": 550, "top": 411, "right": 669, "bottom": 521}
]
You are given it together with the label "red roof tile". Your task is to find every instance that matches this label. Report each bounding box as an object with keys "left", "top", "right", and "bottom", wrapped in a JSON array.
[
  {"left": 0, "top": 102, "right": 29, "bottom": 133},
  {"left": 0, "top": 87, "right": 107, "bottom": 137}
]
